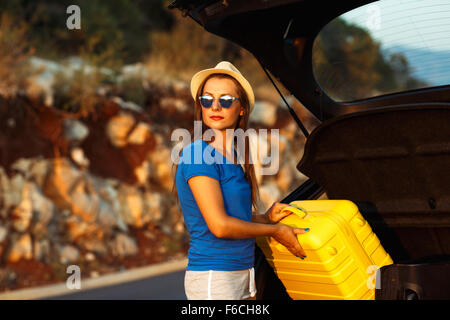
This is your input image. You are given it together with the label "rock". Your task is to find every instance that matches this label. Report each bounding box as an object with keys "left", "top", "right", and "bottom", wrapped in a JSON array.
[
  {"left": 158, "top": 246, "right": 168, "bottom": 254},
  {"left": 69, "top": 177, "right": 100, "bottom": 223},
  {"left": 124, "top": 101, "right": 144, "bottom": 113},
  {"left": 278, "top": 134, "right": 289, "bottom": 155},
  {"left": 65, "top": 215, "right": 90, "bottom": 240},
  {"left": 134, "top": 160, "right": 149, "bottom": 186},
  {"left": 44, "top": 162, "right": 101, "bottom": 224},
  {"left": 148, "top": 145, "right": 173, "bottom": 191},
  {"left": 90, "top": 271, "right": 100, "bottom": 278},
  {"left": 97, "top": 183, "right": 128, "bottom": 232},
  {"left": 0, "top": 208, "right": 6, "bottom": 219},
  {"left": 157, "top": 163, "right": 172, "bottom": 191},
  {"left": 120, "top": 63, "right": 149, "bottom": 81},
  {"left": 0, "top": 226, "right": 7, "bottom": 243},
  {"left": 0, "top": 243, "right": 5, "bottom": 264},
  {"left": 8, "top": 233, "right": 33, "bottom": 262},
  {"left": 0, "top": 168, "right": 7, "bottom": 218},
  {"left": 149, "top": 138, "right": 171, "bottom": 165},
  {"left": 250, "top": 101, "right": 278, "bottom": 126},
  {"left": 143, "top": 230, "right": 156, "bottom": 240},
  {"left": 29, "top": 182, "right": 54, "bottom": 237},
  {"left": 111, "top": 233, "right": 138, "bottom": 257},
  {"left": 62, "top": 209, "right": 71, "bottom": 217},
  {"left": 278, "top": 157, "right": 308, "bottom": 190},
  {"left": 34, "top": 239, "right": 51, "bottom": 262},
  {"left": 257, "top": 182, "right": 281, "bottom": 213},
  {"left": 11, "top": 182, "right": 33, "bottom": 232},
  {"left": 0, "top": 269, "right": 16, "bottom": 288},
  {"left": 167, "top": 204, "right": 185, "bottom": 235},
  {"left": 171, "top": 79, "right": 189, "bottom": 92},
  {"left": 276, "top": 164, "right": 294, "bottom": 193},
  {"left": 58, "top": 245, "right": 80, "bottom": 264},
  {"left": 280, "top": 121, "right": 297, "bottom": 140},
  {"left": 66, "top": 211, "right": 109, "bottom": 254},
  {"left": 81, "top": 239, "right": 108, "bottom": 256},
  {"left": 142, "top": 192, "right": 163, "bottom": 224},
  {"left": 85, "top": 252, "right": 95, "bottom": 262},
  {"left": 112, "top": 96, "right": 144, "bottom": 113},
  {"left": 128, "top": 122, "right": 151, "bottom": 145},
  {"left": 71, "top": 147, "right": 90, "bottom": 168},
  {"left": 26, "top": 56, "right": 63, "bottom": 107},
  {"left": 105, "top": 111, "right": 135, "bottom": 147},
  {"left": 6, "top": 117, "right": 16, "bottom": 128},
  {"left": 119, "top": 185, "right": 144, "bottom": 227},
  {"left": 174, "top": 220, "right": 185, "bottom": 234},
  {"left": 96, "top": 198, "right": 118, "bottom": 228},
  {"left": 2, "top": 173, "right": 25, "bottom": 212},
  {"left": 28, "top": 157, "right": 50, "bottom": 189},
  {"left": 29, "top": 182, "right": 54, "bottom": 218},
  {"left": 26, "top": 74, "right": 54, "bottom": 107},
  {"left": 160, "top": 97, "right": 189, "bottom": 113},
  {"left": 11, "top": 158, "right": 34, "bottom": 176},
  {"left": 63, "top": 118, "right": 89, "bottom": 143},
  {"left": 43, "top": 158, "right": 83, "bottom": 211},
  {"left": 160, "top": 224, "right": 173, "bottom": 236},
  {"left": 152, "top": 132, "right": 164, "bottom": 146}
]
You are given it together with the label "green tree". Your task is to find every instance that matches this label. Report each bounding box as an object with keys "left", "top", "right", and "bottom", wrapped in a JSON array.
[
  {"left": 313, "top": 18, "right": 427, "bottom": 101},
  {"left": 0, "top": 0, "right": 174, "bottom": 64}
]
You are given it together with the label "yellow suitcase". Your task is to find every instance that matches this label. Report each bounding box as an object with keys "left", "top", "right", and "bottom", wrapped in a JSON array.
[{"left": 256, "top": 200, "right": 393, "bottom": 300}]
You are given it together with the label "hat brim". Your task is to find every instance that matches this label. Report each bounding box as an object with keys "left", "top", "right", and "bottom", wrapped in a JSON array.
[{"left": 190, "top": 68, "right": 255, "bottom": 114}]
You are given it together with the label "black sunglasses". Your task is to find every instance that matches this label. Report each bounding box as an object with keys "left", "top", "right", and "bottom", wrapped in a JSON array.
[{"left": 199, "top": 95, "right": 240, "bottom": 108}]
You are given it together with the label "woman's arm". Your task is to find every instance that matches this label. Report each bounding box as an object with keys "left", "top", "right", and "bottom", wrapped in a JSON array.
[
  {"left": 251, "top": 213, "right": 270, "bottom": 224},
  {"left": 187, "top": 175, "right": 308, "bottom": 258},
  {"left": 252, "top": 202, "right": 293, "bottom": 224}
]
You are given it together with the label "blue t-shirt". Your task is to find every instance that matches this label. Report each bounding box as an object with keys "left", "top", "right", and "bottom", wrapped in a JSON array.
[{"left": 175, "top": 139, "right": 255, "bottom": 271}]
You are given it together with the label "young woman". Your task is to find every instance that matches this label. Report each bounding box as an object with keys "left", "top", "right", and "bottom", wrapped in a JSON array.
[{"left": 173, "top": 61, "right": 308, "bottom": 300}]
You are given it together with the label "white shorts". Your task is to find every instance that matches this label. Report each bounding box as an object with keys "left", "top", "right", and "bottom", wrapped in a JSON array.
[{"left": 184, "top": 268, "right": 257, "bottom": 300}]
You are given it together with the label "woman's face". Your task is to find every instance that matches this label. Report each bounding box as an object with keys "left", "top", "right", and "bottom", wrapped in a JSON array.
[{"left": 201, "top": 77, "right": 244, "bottom": 131}]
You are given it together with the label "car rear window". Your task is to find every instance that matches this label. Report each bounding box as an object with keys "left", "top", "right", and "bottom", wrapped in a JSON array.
[{"left": 312, "top": 0, "right": 450, "bottom": 102}]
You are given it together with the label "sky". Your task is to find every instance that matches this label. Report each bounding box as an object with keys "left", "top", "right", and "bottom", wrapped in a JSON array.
[{"left": 341, "top": 0, "right": 450, "bottom": 52}]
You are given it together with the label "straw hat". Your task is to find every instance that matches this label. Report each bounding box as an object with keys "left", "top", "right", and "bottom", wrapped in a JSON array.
[{"left": 190, "top": 61, "right": 255, "bottom": 114}]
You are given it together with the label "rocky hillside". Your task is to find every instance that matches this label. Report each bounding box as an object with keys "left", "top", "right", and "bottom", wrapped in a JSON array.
[{"left": 0, "top": 58, "right": 317, "bottom": 292}]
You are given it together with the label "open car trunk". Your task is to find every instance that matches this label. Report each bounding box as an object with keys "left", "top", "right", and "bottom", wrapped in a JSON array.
[
  {"left": 259, "top": 102, "right": 450, "bottom": 299},
  {"left": 298, "top": 103, "right": 450, "bottom": 262},
  {"left": 169, "top": 0, "right": 450, "bottom": 298}
]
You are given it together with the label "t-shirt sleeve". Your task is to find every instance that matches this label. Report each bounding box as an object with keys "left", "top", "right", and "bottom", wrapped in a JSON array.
[
  {"left": 180, "top": 142, "right": 220, "bottom": 183},
  {"left": 183, "top": 162, "right": 220, "bottom": 183}
]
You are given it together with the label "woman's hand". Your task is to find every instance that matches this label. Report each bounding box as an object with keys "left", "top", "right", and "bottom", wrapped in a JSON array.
[
  {"left": 272, "top": 224, "right": 309, "bottom": 259},
  {"left": 265, "top": 202, "right": 293, "bottom": 224}
]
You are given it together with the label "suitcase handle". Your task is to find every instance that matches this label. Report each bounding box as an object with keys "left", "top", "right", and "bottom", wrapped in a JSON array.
[{"left": 280, "top": 205, "right": 307, "bottom": 219}]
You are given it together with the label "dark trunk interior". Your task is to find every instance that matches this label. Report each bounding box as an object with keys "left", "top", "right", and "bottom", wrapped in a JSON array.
[{"left": 297, "top": 103, "right": 450, "bottom": 262}]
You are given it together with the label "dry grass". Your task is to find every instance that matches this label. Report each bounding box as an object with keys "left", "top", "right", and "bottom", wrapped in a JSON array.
[
  {"left": 51, "top": 34, "right": 123, "bottom": 116},
  {"left": 143, "top": 12, "right": 286, "bottom": 100},
  {"left": 0, "top": 13, "right": 36, "bottom": 98}
]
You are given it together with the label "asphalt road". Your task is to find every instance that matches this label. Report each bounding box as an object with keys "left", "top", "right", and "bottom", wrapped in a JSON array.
[{"left": 43, "top": 270, "right": 187, "bottom": 300}]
